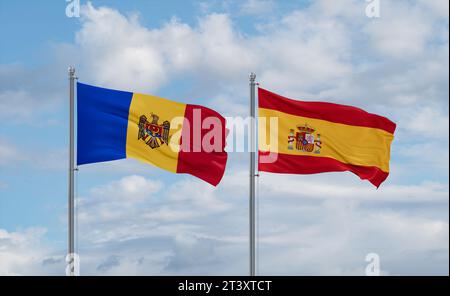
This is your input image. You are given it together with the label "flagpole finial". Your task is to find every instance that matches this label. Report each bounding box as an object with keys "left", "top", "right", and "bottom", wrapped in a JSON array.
[
  {"left": 249, "top": 72, "right": 256, "bottom": 82},
  {"left": 68, "top": 66, "right": 76, "bottom": 78}
]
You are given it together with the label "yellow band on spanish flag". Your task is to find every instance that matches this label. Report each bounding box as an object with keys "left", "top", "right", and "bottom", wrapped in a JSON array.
[
  {"left": 259, "top": 108, "right": 394, "bottom": 172},
  {"left": 258, "top": 88, "right": 396, "bottom": 187}
]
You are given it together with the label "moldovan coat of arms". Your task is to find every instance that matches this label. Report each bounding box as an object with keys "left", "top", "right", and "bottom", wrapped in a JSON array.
[{"left": 138, "top": 114, "right": 170, "bottom": 149}]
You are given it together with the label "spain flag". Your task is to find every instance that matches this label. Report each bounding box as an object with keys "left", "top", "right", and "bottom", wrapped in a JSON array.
[
  {"left": 258, "top": 88, "right": 396, "bottom": 188},
  {"left": 77, "top": 83, "right": 228, "bottom": 186}
]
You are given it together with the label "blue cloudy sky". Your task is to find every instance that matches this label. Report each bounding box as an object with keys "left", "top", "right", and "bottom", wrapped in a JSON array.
[{"left": 0, "top": 0, "right": 448, "bottom": 275}]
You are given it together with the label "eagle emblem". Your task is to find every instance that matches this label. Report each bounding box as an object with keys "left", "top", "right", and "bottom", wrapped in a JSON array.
[
  {"left": 138, "top": 114, "right": 170, "bottom": 149},
  {"left": 288, "top": 124, "right": 322, "bottom": 154}
]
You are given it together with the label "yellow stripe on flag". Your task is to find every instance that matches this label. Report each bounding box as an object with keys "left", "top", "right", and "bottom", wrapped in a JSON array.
[
  {"left": 258, "top": 107, "right": 394, "bottom": 172},
  {"left": 126, "top": 93, "right": 186, "bottom": 172}
]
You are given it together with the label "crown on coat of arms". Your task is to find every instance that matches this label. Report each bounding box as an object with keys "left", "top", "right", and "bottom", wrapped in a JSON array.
[{"left": 296, "top": 124, "right": 315, "bottom": 134}]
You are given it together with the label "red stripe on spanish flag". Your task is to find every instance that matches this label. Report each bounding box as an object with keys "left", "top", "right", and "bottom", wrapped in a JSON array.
[
  {"left": 259, "top": 152, "right": 390, "bottom": 187},
  {"left": 259, "top": 88, "right": 396, "bottom": 134},
  {"left": 258, "top": 88, "right": 396, "bottom": 188}
]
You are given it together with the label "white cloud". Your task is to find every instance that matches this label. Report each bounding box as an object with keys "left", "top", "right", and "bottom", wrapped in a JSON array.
[
  {"left": 75, "top": 3, "right": 255, "bottom": 94},
  {"left": 73, "top": 2, "right": 355, "bottom": 101},
  {"left": 417, "top": 0, "right": 449, "bottom": 19},
  {"left": 364, "top": 1, "right": 432, "bottom": 59},
  {"left": 70, "top": 0, "right": 448, "bottom": 114},
  {"left": 76, "top": 175, "right": 163, "bottom": 227},
  {"left": 256, "top": 205, "right": 449, "bottom": 275},
  {"left": 90, "top": 175, "right": 162, "bottom": 203},
  {"left": 396, "top": 143, "right": 449, "bottom": 172},
  {"left": 75, "top": 174, "right": 231, "bottom": 244},
  {"left": 0, "top": 227, "right": 64, "bottom": 276},
  {"left": 2, "top": 166, "right": 448, "bottom": 275},
  {"left": 228, "top": 169, "right": 449, "bottom": 203},
  {"left": 71, "top": 170, "right": 448, "bottom": 275},
  {"left": 76, "top": 4, "right": 167, "bottom": 92},
  {"left": 166, "top": 179, "right": 231, "bottom": 211},
  {"left": 399, "top": 106, "right": 449, "bottom": 139}
]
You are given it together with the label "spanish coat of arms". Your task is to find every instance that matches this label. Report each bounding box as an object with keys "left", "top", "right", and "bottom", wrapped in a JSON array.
[
  {"left": 138, "top": 114, "right": 170, "bottom": 149},
  {"left": 287, "top": 124, "right": 322, "bottom": 154}
]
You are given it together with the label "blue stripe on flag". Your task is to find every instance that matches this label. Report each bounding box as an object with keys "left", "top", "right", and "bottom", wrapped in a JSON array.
[{"left": 77, "top": 82, "right": 133, "bottom": 165}]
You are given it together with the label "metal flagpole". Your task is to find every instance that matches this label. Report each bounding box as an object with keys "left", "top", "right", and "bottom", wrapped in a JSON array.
[
  {"left": 249, "top": 72, "right": 256, "bottom": 276},
  {"left": 68, "top": 66, "right": 76, "bottom": 276}
]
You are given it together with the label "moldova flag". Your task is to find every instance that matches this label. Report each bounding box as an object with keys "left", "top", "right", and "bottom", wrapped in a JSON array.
[
  {"left": 258, "top": 88, "right": 396, "bottom": 188},
  {"left": 77, "top": 83, "right": 228, "bottom": 186}
]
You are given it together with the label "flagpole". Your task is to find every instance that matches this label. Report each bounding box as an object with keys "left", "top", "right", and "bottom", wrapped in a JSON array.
[
  {"left": 249, "top": 72, "right": 256, "bottom": 276},
  {"left": 68, "top": 66, "right": 76, "bottom": 276}
]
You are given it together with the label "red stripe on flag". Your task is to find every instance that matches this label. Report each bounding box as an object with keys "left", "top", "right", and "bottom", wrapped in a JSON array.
[
  {"left": 258, "top": 151, "right": 389, "bottom": 188},
  {"left": 258, "top": 88, "right": 396, "bottom": 134},
  {"left": 177, "top": 104, "right": 228, "bottom": 186}
]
